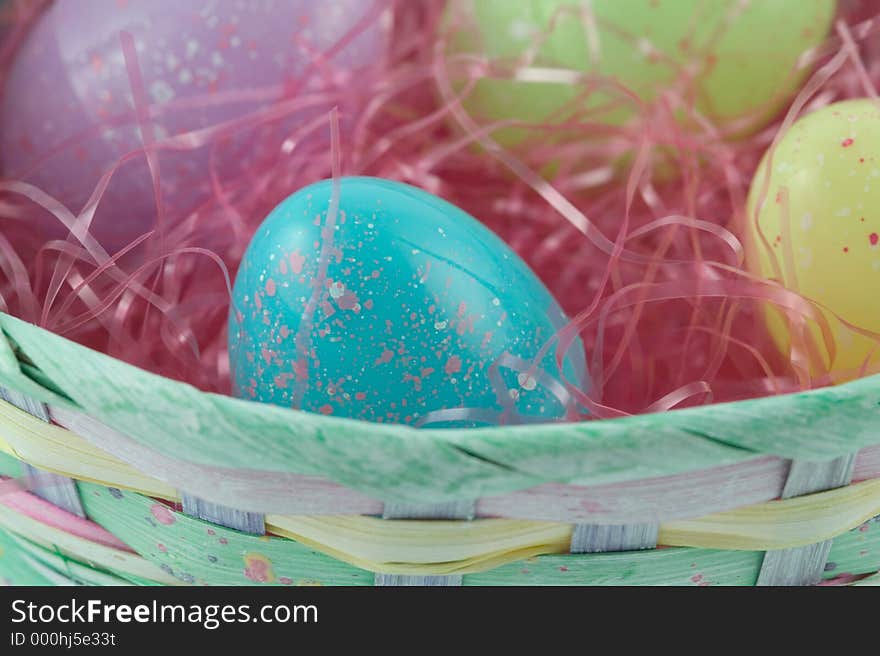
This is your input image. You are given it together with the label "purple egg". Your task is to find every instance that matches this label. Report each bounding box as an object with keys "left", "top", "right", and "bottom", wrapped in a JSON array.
[{"left": 1, "top": 0, "right": 388, "bottom": 251}]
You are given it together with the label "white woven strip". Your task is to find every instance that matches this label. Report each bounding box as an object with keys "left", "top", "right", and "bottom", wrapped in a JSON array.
[
  {"left": 780, "top": 456, "right": 857, "bottom": 498},
  {"left": 0, "top": 386, "right": 85, "bottom": 518},
  {"left": 21, "top": 464, "right": 87, "bottom": 519},
  {"left": 375, "top": 574, "right": 464, "bottom": 586},
  {"left": 569, "top": 523, "right": 658, "bottom": 553},
  {"left": 45, "top": 405, "right": 880, "bottom": 522},
  {"left": 757, "top": 454, "right": 856, "bottom": 586},
  {"left": 0, "top": 386, "right": 49, "bottom": 421},
  {"left": 381, "top": 500, "right": 476, "bottom": 520},
  {"left": 374, "top": 501, "right": 476, "bottom": 586},
  {"left": 181, "top": 493, "right": 266, "bottom": 535}
]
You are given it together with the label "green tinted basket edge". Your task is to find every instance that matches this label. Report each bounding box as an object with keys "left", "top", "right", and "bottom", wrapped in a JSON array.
[{"left": 2, "top": 311, "right": 879, "bottom": 504}]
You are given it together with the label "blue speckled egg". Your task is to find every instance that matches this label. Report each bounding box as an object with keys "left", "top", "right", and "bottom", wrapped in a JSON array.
[{"left": 229, "top": 177, "right": 587, "bottom": 427}]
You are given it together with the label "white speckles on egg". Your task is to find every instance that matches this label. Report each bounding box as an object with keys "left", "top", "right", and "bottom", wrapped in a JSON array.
[
  {"left": 800, "top": 213, "right": 813, "bottom": 230},
  {"left": 797, "top": 246, "right": 813, "bottom": 270},
  {"left": 492, "top": 298, "right": 500, "bottom": 306},
  {"left": 836, "top": 207, "right": 852, "bottom": 217},
  {"left": 434, "top": 320, "right": 447, "bottom": 330},
  {"left": 775, "top": 161, "right": 792, "bottom": 174},
  {"left": 517, "top": 372, "right": 537, "bottom": 391},
  {"left": 149, "top": 79, "right": 175, "bottom": 104},
  {"left": 636, "top": 37, "right": 655, "bottom": 58},
  {"left": 185, "top": 39, "right": 199, "bottom": 59},
  {"left": 508, "top": 19, "right": 534, "bottom": 41}
]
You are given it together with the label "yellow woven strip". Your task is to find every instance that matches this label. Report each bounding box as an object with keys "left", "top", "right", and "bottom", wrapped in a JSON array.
[
  {"left": 0, "top": 400, "right": 178, "bottom": 501},
  {"left": 0, "top": 503, "right": 175, "bottom": 585},
  {"left": 2, "top": 398, "right": 880, "bottom": 575},
  {"left": 269, "top": 479, "right": 880, "bottom": 573},
  {"left": 266, "top": 515, "right": 574, "bottom": 575},
  {"left": 659, "top": 478, "right": 880, "bottom": 551}
]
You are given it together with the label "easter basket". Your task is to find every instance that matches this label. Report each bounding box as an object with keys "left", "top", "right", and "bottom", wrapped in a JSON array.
[
  {"left": 2, "top": 0, "right": 880, "bottom": 589},
  {"left": 0, "top": 311, "right": 879, "bottom": 587}
]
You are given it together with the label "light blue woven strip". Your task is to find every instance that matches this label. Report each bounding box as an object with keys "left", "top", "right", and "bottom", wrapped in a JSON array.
[
  {"left": 375, "top": 501, "right": 475, "bottom": 587},
  {"left": 757, "top": 454, "right": 856, "bottom": 586}
]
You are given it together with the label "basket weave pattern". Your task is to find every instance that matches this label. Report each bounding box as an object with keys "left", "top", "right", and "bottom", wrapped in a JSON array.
[{"left": 1, "top": 312, "right": 879, "bottom": 586}]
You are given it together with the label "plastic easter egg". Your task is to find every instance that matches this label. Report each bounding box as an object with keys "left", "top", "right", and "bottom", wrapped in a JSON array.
[
  {"left": 746, "top": 99, "right": 880, "bottom": 381},
  {"left": 1, "top": 0, "right": 387, "bottom": 250},
  {"left": 444, "top": 0, "right": 835, "bottom": 146},
  {"left": 229, "top": 177, "right": 587, "bottom": 427}
]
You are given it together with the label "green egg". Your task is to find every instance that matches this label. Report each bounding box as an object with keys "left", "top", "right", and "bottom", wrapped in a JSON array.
[{"left": 444, "top": 0, "right": 836, "bottom": 147}]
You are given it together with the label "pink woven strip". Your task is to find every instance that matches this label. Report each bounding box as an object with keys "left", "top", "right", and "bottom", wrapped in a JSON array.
[
  {"left": 48, "top": 405, "right": 880, "bottom": 522},
  {"left": 478, "top": 456, "right": 789, "bottom": 523},
  {"left": 482, "top": 445, "right": 880, "bottom": 522},
  {"left": 0, "top": 477, "right": 133, "bottom": 552},
  {"left": 853, "top": 445, "right": 880, "bottom": 483}
]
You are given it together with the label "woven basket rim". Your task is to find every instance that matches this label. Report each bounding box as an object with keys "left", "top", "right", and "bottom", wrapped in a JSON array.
[{"left": 2, "top": 311, "right": 879, "bottom": 502}]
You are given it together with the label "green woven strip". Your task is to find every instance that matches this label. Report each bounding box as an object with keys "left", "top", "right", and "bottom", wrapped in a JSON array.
[
  {"left": 3, "top": 313, "right": 879, "bottom": 503},
  {"left": 19, "top": 362, "right": 73, "bottom": 404},
  {"left": 466, "top": 548, "right": 765, "bottom": 586},
  {"left": 466, "top": 518, "right": 880, "bottom": 585},
  {"left": 77, "top": 482, "right": 373, "bottom": 586},
  {"left": 73, "top": 481, "right": 880, "bottom": 586},
  {"left": 0, "top": 528, "right": 61, "bottom": 585},
  {"left": 111, "top": 571, "right": 166, "bottom": 587},
  {"left": 0, "top": 448, "right": 24, "bottom": 478},
  {"left": 823, "top": 515, "right": 880, "bottom": 579},
  {"left": 0, "top": 323, "right": 73, "bottom": 409},
  {"left": 4, "top": 478, "right": 879, "bottom": 586},
  {"left": 4, "top": 532, "right": 134, "bottom": 586}
]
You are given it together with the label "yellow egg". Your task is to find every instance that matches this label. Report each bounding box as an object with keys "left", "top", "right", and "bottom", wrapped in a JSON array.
[{"left": 746, "top": 99, "right": 880, "bottom": 381}]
